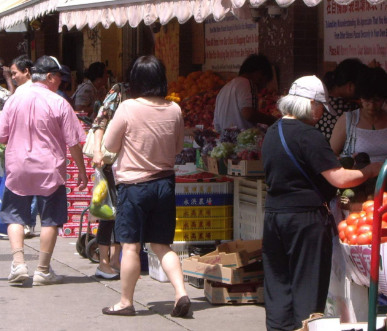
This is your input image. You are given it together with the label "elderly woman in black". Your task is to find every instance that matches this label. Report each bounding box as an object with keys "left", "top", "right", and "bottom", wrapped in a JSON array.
[{"left": 261, "top": 75, "right": 382, "bottom": 331}]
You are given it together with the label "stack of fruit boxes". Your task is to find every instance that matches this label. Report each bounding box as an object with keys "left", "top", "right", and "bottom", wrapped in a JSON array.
[
  {"left": 61, "top": 116, "right": 97, "bottom": 238},
  {"left": 174, "top": 175, "right": 234, "bottom": 242}
]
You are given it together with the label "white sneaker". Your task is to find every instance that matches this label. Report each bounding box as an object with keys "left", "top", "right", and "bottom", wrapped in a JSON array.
[
  {"left": 24, "top": 225, "right": 31, "bottom": 237},
  {"left": 32, "top": 268, "right": 64, "bottom": 286},
  {"left": 8, "top": 263, "right": 29, "bottom": 284}
]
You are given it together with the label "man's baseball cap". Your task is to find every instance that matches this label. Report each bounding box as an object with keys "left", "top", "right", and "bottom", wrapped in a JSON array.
[
  {"left": 31, "top": 55, "right": 66, "bottom": 75},
  {"left": 288, "top": 75, "right": 335, "bottom": 115},
  {"left": 60, "top": 65, "right": 72, "bottom": 83}
]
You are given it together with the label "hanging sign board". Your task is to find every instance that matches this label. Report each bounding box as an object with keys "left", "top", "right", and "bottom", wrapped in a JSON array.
[
  {"left": 324, "top": 0, "right": 387, "bottom": 70},
  {"left": 203, "top": 14, "right": 259, "bottom": 73}
]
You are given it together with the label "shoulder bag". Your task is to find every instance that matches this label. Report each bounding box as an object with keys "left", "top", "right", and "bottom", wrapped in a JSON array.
[
  {"left": 82, "top": 123, "right": 117, "bottom": 164},
  {"left": 341, "top": 109, "right": 360, "bottom": 157}
]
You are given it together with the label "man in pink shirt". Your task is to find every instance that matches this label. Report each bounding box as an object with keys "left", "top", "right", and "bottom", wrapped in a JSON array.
[{"left": 0, "top": 55, "right": 88, "bottom": 286}]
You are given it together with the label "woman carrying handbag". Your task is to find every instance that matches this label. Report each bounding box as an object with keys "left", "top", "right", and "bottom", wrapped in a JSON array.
[{"left": 89, "top": 83, "right": 128, "bottom": 279}]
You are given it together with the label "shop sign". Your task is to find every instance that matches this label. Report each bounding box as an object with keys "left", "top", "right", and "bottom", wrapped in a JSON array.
[
  {"left": 203, "top": 14, "right": 259, "bottom": 73},
  {"left": 324, "top": 0, "right": 387, "bottom": 70}
]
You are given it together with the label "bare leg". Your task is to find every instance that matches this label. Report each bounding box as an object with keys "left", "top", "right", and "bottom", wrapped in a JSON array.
[
  {"left": 150, "top": 243, "right": 188, "bottom": 304},
  {"left": 115, "top": 242, "right": 140, "bottom": 309},
  {"left": 98, "top": 244, "right": 117, "bottom": 274},
  {"left": 109, "top": 243, "right": 122, "bottom": 271},
  {"left": 39, "top": 226, "right": 58, "bottom": 253},
  {"left": 8, "top": 224, "right": 25, "bottom": 264}
]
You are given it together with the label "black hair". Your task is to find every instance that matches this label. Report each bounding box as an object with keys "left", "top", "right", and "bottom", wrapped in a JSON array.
[
  {"left": 129, "top": 55, "right": 167, "bottom": 98},
  {"left": 356, "top": 66, "right": 387, "bottom": 100},
  {"left": 84, "top": 62, "right": 106, "bottom": 82},
  {"left": 239, "top": 53, "right": 273, "bottom": 81},
  {"left": 323, "top": 58, "right": 365, "bottom": 91},
  {"left": 11, "top": 55, "right": 33, "bottom": 74}
]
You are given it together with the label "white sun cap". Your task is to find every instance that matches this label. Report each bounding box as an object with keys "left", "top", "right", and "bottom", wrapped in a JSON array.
[{"left": 288, "top": 75, "right": 335, "bottom": 115}]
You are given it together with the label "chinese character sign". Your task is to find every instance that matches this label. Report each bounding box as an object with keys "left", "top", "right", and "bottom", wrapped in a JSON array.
[
  {"left": 324, "top": 0, "right": 387, "bottom": 70},
  {"left": 203, "top": 15, "right": 259, "bottom": 72}
]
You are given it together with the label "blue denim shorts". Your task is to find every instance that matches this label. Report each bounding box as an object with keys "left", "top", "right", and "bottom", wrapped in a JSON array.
[
  {"left": 0, "top": 185, "right": 67, "bottom": 227},
  {"left": 114, "top": 175, "right": 176, "bottom": 244}
]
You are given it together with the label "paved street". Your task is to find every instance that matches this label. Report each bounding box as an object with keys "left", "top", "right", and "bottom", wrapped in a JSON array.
[{"left": 0, "top": 229, "right": 266, "bottom": 331}]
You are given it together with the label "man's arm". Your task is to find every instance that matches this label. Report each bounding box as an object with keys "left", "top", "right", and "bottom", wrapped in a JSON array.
[
  {"left": 241, "top": 106, "right": 277, "bottom": 126},
  {"left": 68, "top": 144, "right": 88, "bottom": 190}
]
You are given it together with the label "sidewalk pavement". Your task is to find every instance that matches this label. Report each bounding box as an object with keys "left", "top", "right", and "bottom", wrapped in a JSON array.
[{"left": 0, "top": 230, "right": 266, "bottom": 331}]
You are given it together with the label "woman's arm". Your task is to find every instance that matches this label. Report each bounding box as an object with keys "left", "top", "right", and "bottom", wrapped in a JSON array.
[
  {"left": 322, "top": 162, "right": 382, "bottom": 188},
  {"left": 330, "top": 114, "right": 347, "bottom": 156},
  {"left": 93, "top": 128, "right": 105, "bottom": 168}
]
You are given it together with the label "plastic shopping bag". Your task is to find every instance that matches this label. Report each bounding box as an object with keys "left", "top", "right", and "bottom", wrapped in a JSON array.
[{"left": 89, "top": 168, "right": 115, "bottom": 220}]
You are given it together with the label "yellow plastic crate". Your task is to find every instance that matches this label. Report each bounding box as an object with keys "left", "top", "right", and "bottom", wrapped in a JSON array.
[
  {"left": 174, "top": 228, "right": 233, "bottom": 241},
  {"left": 176, "top": 217, "right": 233, "bottom": 230},
  {"left": 176, "top": 205, "right": 233, "bottom": 218}
]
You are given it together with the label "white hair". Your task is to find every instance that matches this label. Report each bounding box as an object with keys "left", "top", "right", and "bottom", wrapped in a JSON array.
[
  {"left": 31, "top": 73, "right": 48, "bottom": 82},
  {"left": 277, "top": 94, "right": 314, "bottom": 122}
]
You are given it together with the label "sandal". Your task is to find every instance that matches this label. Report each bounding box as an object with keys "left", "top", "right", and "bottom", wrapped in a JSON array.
[
  {"left": 102, "top": 305, "right": 136, "bottom": 316},
  {"left": 171, "top": 295, "right": 191, "bottom": 317}
]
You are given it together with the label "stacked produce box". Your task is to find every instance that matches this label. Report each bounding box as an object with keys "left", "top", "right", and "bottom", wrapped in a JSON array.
[
  {"left": 182, "top": 240, "right": 264, "bottom": 304},
  {"left": 174, "top": 172, "right": 234, "bottom": 241},
  {"left": 60, "top": 114, "right": 97, "bottom": 238}
]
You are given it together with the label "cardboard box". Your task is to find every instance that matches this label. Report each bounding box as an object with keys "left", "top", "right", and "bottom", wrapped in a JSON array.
[
  {"left": 182, "top": 240, "right": 263, "bottom": 284},
  {"left": 204, "top": 280, "right": 264, "bottom": 304},
  {"left": 182, "top": 257, "right": 262, "bottom": 284},
  {"left": 60, "top": 221, "right": 98, "bottom": 238},
  {"left": 296, "top": 313, "right": 386, "bottom": 331},
  {"left": 207, "top": 157, "right": 228, "bottom": 175},
  {"left": 227, "top": 159, "right": 264, "bottom": 177},
  {"left": 65, "top": 183, "right": 93, "bottom": 199},
  {"left": 203, "top": 239, "right": 262, "bottom": 267}
]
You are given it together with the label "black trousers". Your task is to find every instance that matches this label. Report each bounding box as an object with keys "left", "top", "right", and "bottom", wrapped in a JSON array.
[
  {"left": 96, "top": 165, "right": 119, "bottom": 246},
  {"left": 262, "top": 209, "right": 333, "bottom": 331}
]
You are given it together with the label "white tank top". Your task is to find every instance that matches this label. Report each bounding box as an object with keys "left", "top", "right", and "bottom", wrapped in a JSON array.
[
  {"left": 354, "top": 127, "right": 387, "bottom": 162},
  {"left": 344, "top": 109, "right": 387, "bottom": 163}
]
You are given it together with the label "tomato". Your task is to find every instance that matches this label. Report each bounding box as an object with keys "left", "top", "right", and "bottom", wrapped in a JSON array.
[
  {"left": 383, "top": 213, "right": 387, "bottom": 222},
  {"left": 339, "top": 230, "right": 346, "bottom": 241},
  {"left": 357, "top": 216, "right": 368, "bottom": 228},
  {"left": 362, "top": 200, "right": 374, "bottom": 212},
  {"left": 346, "top": 213, "right": 360, "bottom": 225},
  {"left": 364, "top": 212, "right": 374, "bottom": 225},
  {"left": 357, "top": 224, "right": 373, "bottom": 235},
  {"left": 357, "top": 232, "right": 372, "bottom": 245},
  {"left": 382, "top": 221, "right": 387, "bottom": 228},
  {"left": 348, "top": 234, "right": 358, "bottom": 245},
  {"left": 345, "top": 225, "right": 357, "bottom": 239},
  {"left": 364, "top": 204, "right": 374, "bottom": 214},
  {"left": 338, "top": 220, "right": 348, "bottom": 233},
  {"left": 359, "top": 211, "right": 367, "bottom": 218}
]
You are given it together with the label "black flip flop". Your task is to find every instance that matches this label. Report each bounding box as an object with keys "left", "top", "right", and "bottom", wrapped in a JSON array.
[
  {"left": 102, "top": 305, "right": 136, "bottom": 316},
  {"left": 171, "top": 295, "right": 191, "bottom": 317}
]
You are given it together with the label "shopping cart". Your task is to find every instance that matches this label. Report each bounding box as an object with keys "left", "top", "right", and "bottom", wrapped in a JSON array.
[
  {"left": 75, "top": 206, "right": 100, "bottom": 263},
  {"left": 368, "top": 160, "right": 387, "bottom": 331}
]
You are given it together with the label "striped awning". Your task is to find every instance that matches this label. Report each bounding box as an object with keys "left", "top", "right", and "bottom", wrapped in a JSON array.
[
  {"left": 56, "top": 0, "right": 387, "bottom": 32},
  {"left": 0, "top": 0, "right": 385, "bottom": 32},
  {"left": 0, "top": 0, "right": 59, "bottom": 31}
]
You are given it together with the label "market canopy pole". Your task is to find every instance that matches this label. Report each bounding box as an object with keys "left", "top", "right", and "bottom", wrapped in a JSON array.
[{"left": 368, "top": 160, "right": 387, "bottom": 331}]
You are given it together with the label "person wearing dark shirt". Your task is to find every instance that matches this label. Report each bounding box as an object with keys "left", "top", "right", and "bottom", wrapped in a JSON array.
[
  {"left": 262, "top": 75, "right": 382, "bottom": 331},
  {"left": 315, "top": 58, "right": 366, "bottom": 140}
]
